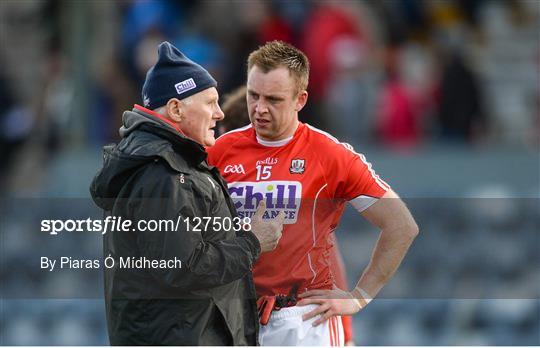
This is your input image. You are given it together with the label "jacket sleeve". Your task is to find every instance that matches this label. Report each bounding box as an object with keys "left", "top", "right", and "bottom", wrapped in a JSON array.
[{"left": 129, "top": 167, "right": 261, "bottom": 291}]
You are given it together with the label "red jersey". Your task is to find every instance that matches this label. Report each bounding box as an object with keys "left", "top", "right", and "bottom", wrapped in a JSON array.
[{"left": 207, "top": 122, "right": 389, "bottom": 296}]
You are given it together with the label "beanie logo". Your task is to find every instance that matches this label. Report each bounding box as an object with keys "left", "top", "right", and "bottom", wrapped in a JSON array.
[{"left": 175, "top": 78, "right": 197, "bottom": 95}]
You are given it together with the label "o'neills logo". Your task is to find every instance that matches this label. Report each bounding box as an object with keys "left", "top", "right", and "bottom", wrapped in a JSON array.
[
  {"left": 228, "top": 181, "right": 302, "bottom": 223},
  {"left": 256, "top": 157, "right": 278, "bottom": 166}
]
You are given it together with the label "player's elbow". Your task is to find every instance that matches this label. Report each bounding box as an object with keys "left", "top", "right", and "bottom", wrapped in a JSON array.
[
  {"left": 406, "top": 220, "right": 419, "bottom": 240},
  {"left": 396, "top": 218, "right": 419, "bottom": 243},
  {"left": 402, "top": 218, "right": 419, "bottom": 244}
]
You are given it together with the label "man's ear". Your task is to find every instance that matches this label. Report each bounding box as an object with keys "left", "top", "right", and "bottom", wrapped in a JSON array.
[
  {"left": 296, "top": 91, "right": 308, "bottom": 112},
  {"left": 166, "top": 98, "right": 183, "bottom": 123}
]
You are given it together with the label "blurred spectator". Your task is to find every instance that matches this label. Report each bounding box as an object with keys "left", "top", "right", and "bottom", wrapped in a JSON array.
[
  {"left": 174, "top": 34, "right": 226, "bottom": 90},
  {"left": 300, "top": 2, "right": 364, "bottom": 101},
  {"left": 218, "top": 85, "right": 250, "bottom": 135},
  {"left": 120, "top": 0, "right": 185, "bottom": 83},
  {"left": 90, "top": 52, "right": 137, "bottom": 145},
  {"left": 475, "top": 0, "right": 538, "bottom": 146},
  {"left": 300, "top": 1, "right": 367, "bottom": 131},
  {"left": 437, "top": 50, "right": 485, "bottom": 143},
  {"left": 325, "top": 37, "right": 378, "bottom": 145},
  {"left": 133, "top": 29, "right": 167, "bottom": 81},
  {"left": 270, "top": 0, "right": 312, "bottom": 42},
  {"left": 37, "top": 46, "right": 74, "bottom": 155},
  {"left": 375, "top": 45, "right": 423, "bottom": 148},
  {"left": 0, "top": 74, "right": 33, "bottom": 191},
  {"left": 256, "top": 2, "right": 294, "bottom": 44}
]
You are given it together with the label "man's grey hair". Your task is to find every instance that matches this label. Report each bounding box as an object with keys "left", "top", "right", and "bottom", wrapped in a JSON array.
[{"left": 153, "top": 97, "right": 193, "bottom": 115}]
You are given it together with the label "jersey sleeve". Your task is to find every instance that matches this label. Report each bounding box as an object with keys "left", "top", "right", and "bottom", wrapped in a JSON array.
[{"left": 332, "top": 143, "right": 390, "bottom": 212}]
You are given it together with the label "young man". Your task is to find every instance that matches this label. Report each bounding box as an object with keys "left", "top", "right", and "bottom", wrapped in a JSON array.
[
  {"left": 208, "top": 41, "right": 419, "bottom": 346},
  {"left": 90, "top": 42, "right": 283, "bottom": 345},
  {"left": 218, "top": 83, "right": 356, "bottom": 345}
]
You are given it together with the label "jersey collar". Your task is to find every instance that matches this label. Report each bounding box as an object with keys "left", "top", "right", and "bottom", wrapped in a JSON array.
[
  {"left": 255, "top": 123, "right": 304, "bottom": 147},
  {"left": 256, "top": 135, "right": 293, "bottom": 147}
]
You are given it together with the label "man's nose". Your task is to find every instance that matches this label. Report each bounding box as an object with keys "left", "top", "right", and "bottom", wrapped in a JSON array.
[
  {"left": 255, "top": 100, "right": 268, "bottom": 114},
  {"left": 215, "top": 105, "right": 225, "bottom": 120}
]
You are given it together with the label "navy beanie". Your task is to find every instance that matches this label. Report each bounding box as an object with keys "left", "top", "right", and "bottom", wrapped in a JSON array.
[{"left": 141, "top": 41, "right": 217, "bottom": 109}]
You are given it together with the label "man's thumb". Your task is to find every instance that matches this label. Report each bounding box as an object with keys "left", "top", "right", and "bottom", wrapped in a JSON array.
[{"left": 253, "top": 200, "right": 266, "bottom": 219}]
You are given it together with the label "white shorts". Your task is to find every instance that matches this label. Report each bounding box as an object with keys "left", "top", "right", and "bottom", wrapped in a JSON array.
[{"left": 258, "top": 304, "right": 344, "bottom": 346}]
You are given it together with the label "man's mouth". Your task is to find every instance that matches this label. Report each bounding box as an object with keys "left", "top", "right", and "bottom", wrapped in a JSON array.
[{"left": 255, "top": 118, "right": 270, "bottom": 126}]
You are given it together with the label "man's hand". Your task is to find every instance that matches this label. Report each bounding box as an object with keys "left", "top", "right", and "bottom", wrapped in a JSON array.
[
  {"left": 297, "top": 288, "right": 365, "bottom": 326},
  {"left": 250, "top": 201, "right": 284, "bottom": 252}
]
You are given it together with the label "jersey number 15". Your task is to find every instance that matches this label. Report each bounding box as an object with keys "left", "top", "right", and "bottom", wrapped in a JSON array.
[{"left": 256, "top": 165, "right": 272, "bottom": 181}]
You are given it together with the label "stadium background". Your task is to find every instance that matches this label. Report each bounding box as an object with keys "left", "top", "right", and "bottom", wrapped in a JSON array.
[{"left": 0, "top": 0, "right": 538, "bottom": 345}]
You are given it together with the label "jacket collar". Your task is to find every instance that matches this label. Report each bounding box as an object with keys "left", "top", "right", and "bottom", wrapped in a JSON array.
[
  {"left": 133, "top": 104, "right": 185, "bottom": 134},
  {"left": 130, "top": 105, "right": 208, "bottom": 166}
]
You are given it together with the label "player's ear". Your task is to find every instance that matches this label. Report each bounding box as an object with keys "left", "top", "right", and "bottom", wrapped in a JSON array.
[
  {"left": 295, "top": 90, "right": 308, "bottom": 112},
  {"left": 166, "top": 98, "right": 184, "bottom": 123}
]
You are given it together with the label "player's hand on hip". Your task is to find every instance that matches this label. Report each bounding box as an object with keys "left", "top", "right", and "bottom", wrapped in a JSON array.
[
  {"left": 250, "top": 201, "right": 285, "bottom": 253},
  {"left": 297, "top": 288, "right": 364, "bottom": 326}
]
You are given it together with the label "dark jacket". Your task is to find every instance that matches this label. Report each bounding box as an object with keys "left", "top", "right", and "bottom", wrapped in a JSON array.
[{"left": 90, "top": 107, "right": 260, "bottom": 345}]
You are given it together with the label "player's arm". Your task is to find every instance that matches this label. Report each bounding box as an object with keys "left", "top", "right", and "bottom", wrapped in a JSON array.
[
  {"left": 354, "top": 189, "right": 418, "bottom": 299},
  {"left": 298, "top": 189, "right": 418, "bottom": 325}
]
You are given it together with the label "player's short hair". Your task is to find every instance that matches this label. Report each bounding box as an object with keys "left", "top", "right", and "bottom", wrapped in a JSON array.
[{"left": 247, "top": 40, "right": 309, "bottom": 95}]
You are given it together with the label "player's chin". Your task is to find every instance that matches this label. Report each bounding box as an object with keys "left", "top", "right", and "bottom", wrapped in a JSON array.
[{"left": 254, "top": 126, "right": 272, "bottom": 138}]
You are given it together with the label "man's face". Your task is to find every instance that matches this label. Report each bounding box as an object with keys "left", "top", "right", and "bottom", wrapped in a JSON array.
[
  {"left": 179, "top": 87, "right": 224, "bottom": 146},
  {"left": 247, "top": 66, "right": 306, "bottom": 141}
]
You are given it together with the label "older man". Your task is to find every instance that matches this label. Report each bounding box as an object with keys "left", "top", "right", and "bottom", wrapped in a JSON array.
[{"left": 90, "top": 42, "right": 283, "bottom": 345}]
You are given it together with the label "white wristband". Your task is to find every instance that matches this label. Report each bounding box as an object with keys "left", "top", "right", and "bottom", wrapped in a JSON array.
[
  {"left": 349, "top": 295, "right": 363, "bottom": 310},
  {"left": 356, "top": 287, "right": 373, "bottom": 305},
  {"left": 351, "top": 286, "right": 372, "bottom": 309}
]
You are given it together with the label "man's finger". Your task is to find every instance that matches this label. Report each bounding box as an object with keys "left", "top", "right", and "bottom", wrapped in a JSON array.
[
  {"left": 299, "top": 289, "right": 326, "bottom": 298},
  {"left": 312, "top": 311, "right": 332, "bottom": 327},
  {"left": 302, "top": 304, "right": 326, "bottom": 321},
  {"left": 302, "top": 303, "right": 329, "bottom": 321},
  {"left": 297, "top": 298, "right": 321, "bottom": 306}
]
